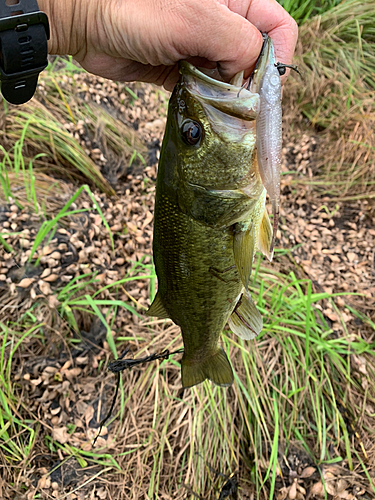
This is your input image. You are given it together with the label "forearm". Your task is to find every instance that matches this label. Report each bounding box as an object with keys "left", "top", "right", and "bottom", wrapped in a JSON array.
[
  {"left": 36, "top": 0, "right": 178, "bottom": 65},
  {"left": 37, "top": 0, "right": 134, "bottom": 64},
  {"left": 37, "top": 0, "right": 97, "bottom": 57}
]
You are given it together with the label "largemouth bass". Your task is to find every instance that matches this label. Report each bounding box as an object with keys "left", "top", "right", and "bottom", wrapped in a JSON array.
[{"left": 148, "top": 36, "right": 280, "bottom": 388}]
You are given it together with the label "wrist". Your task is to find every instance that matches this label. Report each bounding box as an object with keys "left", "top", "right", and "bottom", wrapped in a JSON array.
[{"left": 36, "top": 0, "right": 87, "bottom": 56}]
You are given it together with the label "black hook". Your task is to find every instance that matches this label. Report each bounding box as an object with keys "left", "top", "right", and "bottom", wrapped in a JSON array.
[{"left": 275, "top": 62, "right": 302, "bottom": 77}]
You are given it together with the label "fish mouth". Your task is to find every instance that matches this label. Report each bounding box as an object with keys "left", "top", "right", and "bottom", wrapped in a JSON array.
[
  {"left": 179, "top": 62, "right": 259, "bottom": 122},
  {"left": 179, "top": 35, "right": 275, "bottom": 122}
]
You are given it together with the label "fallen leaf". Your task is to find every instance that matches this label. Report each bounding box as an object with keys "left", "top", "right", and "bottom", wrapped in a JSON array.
[
  {"left": 84, "top": 405, "right": 95, "bottom": 428},
  {"left": 310, "top": 481, "right": 324, "bottom": 497},
  {"left": 347, "top": 252, "right": 357, "bottom": 262},
  {"left": 52, "top": 427, "right": 69, "bottom": 444},
  {"left": 43, "top": 273, "right": 59, "bottom": 282},
  {"left": 38, "top": 280, "right": 52, "bottom": 295},
  {"left": 337, "top": 492, "right": 355, "bottom": 499},
  {"left": 336, "top": 479, "right": 348, "bottom": 493},
  {"left": 18, "top": 278, "right": 34, "bottom": 288},
  {"left": 276, "top": 487, "right": 289, "bottom": 500},
  {"left": 288, "top": 480, "right": 297, "bottom": 499},
  {"left": 97, "top": 487, "right": 107, "bottom": 499},
  {"left": 48, "top": 295, "right": 61, "bottom": 308},
  {"left": 30, "top": 377, "right": 42, "bottom": 386},
  {"left": 300, "top": 466, "right": 316, "bottom": 479}
]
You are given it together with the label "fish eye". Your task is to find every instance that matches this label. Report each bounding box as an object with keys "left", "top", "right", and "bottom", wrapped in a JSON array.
[{"left": 181, "top": 120, "right": 202, "bottom": 146}]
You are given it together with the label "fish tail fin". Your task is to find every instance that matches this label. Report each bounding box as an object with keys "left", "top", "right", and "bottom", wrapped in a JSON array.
[{"left": 181, "top": 347, "right": 234, "bottom": 388}]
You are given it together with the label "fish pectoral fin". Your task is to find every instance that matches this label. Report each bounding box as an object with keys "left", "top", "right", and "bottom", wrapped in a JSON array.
[
  {"left": 181, "top": 348, "right": 234, "bottom": 388},
  {"left": 258, "top": 208, "right": 274, "bottom": 261},
  {"left": 233, "top": 223, "right": 255, "bottom": 290},
  {"left": 146, "top": 292, "right": 169, "bottom": 319},
  {"left": 228, "top": 289, "right": 263, "bottom": 340}
]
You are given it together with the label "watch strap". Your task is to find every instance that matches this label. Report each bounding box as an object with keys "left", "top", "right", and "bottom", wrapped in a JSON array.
[{"left": 0, "top": 0, "right": 49, "bottom": 105}]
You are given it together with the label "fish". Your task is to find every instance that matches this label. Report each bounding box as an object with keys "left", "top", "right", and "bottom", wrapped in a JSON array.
[{"left": 147, "top": 35, "right": 280, "bottom": 388}]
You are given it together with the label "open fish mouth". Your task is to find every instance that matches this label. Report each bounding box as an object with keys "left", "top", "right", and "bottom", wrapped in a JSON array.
[
  {"left": 178, "top": 34, "right": 277, "bottom": 123},
  {"left": 179, "top": 61, "right": 260, "bottom": 122}
]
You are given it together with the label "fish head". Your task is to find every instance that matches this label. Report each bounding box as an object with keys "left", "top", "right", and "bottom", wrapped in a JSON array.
[{"left": 164, "top": 62, "right": 261, "bottom": 190}]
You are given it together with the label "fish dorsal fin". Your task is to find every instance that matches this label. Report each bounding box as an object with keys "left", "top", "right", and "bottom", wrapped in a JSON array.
[
  {"left": 228, "top": 289, "right": 263, "bottom": 340},
  {"left": 146, "top": 292, "right": 169, "bottom": 318},
  {"left": 233, "top": 223, "right": 255, "bottom": 291},
  {"left": 258, "top": 208, "right": 274, "bottom": 261}
]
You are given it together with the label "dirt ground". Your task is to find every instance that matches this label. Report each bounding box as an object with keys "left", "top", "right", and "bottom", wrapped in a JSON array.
[{"left": 0, "top": 70, "right": 374, "bottom": 499}]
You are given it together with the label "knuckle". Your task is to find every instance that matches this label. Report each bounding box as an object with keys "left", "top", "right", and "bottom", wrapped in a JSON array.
[{"left": 285, "top": 14, "right": 299, "bottom": 40}]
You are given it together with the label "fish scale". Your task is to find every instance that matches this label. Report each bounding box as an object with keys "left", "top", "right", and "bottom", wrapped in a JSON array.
[{"left": 154, "top": 198, "right": 240, "bottom": 358}]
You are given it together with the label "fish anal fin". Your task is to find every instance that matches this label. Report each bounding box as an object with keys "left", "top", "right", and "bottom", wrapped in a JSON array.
[
  {"left": 146, "top": 292, "right": 169, "bottom": 319},
  {"left": 228, "top": 289, "right": 263, "bottom": 340},
  {"left": 233, "top": 223, "right": 255, "bottom": 291},
  {"left": 258, "top": 208, "right": 274, "bottom": 261},
  {"left": 181, "top": 347, "right": 234, "bottom": 388}
]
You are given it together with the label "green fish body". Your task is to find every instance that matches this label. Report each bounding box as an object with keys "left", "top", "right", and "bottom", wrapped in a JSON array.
[{"left": 148, "top": 41, "right": 276, "bottom": 388}]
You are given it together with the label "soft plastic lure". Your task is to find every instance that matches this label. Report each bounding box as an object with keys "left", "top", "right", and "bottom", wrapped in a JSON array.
[
  {"left": 250, "top": 34, "right": 300, "bottom": 254},
  {"left": 250, "top": 34, "right": 282, "bottom": 255}
]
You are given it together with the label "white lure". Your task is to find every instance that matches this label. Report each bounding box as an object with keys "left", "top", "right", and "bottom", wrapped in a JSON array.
[{"left": 251, "top": 35, "right": 282, "bottom": 256}]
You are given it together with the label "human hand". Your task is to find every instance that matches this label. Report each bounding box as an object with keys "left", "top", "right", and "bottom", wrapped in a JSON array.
[{"left": 38, "top": 0, "right": 298, "bottom": 90}]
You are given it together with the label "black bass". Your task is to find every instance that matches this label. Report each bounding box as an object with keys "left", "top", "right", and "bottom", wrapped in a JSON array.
[{"left": 148, "top": 37, "right": 279, "bottom": 388}]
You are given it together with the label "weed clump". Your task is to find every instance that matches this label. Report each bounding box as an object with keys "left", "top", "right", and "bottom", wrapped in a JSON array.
[{"left": 283, "top": 0, "right": 375, "bottom": 196}]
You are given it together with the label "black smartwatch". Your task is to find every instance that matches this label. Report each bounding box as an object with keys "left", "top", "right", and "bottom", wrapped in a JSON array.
[{"left": 0, "top": 0, "right": 49, "bottom": 105}]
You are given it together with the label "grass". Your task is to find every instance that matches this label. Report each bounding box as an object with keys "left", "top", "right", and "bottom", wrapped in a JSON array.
[
  {"left": 1, "top": 247, "right": 374, "bottom": 498},
  {"left": 0, "top": 121, "right": 60, "bottom": 211},
  {"left": 27, "top": 184, "right": 114, "bottom": 260},
  {"left": 283, "top": 0, "right": 375, "bottom": 196},
  {"left": 0, "top": 57, "right": 146, "bottom": 198},
  {"left": 278, "top": 0, "right": 342, "bottom": 24},
  {"left": 0, "top": 323, "right": 43, "bottom": 464}
]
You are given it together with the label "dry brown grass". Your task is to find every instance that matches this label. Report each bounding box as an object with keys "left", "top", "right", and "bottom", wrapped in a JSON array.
[
  {"left": 283, "top": 0, "right": 375, "bottom": 197},
  {"left": 0, "top": 69, "right": 147, "bottom": 198}
]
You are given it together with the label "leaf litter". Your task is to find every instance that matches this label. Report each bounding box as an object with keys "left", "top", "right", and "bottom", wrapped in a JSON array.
[{"left": 0, "top": 62, "right": 374, "bottom": 499}]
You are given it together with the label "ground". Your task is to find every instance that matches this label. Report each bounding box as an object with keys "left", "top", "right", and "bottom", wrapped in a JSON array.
[{"left": 0, "top": 66, "right": 374, "bottom": 500}]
